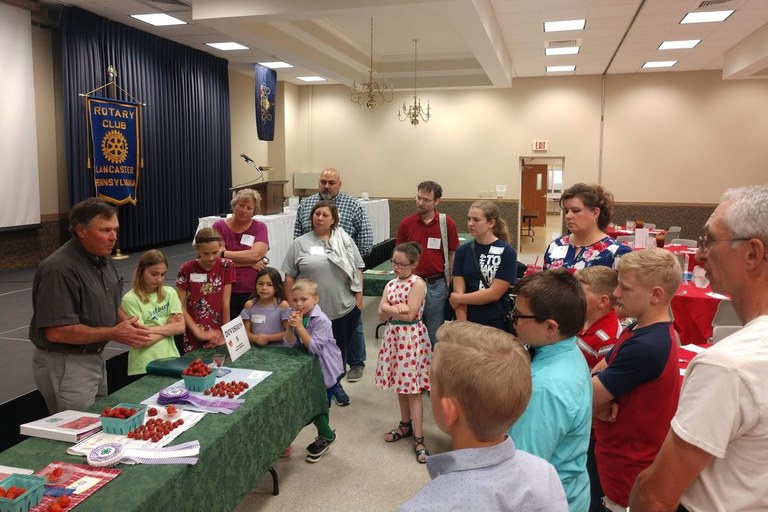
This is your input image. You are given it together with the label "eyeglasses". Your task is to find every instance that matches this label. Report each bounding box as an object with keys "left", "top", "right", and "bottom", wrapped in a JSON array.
[
  {"left": 390, "top": 259, "right": 414, "bottom": 268},
  {"left": 696, "top": 233, "right": 750, "bottom": 252},
  {"left": 319, "top": 180, "right": 338, "bottom": 186},
  {"left": 510, "top": 308, "right": 544, "bottom": 325},
  {"left": 415, "top": 196, "right": 434, "bottom": 204}
]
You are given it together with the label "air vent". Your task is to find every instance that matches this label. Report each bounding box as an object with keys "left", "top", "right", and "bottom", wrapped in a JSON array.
[
  {"left": 696, "top": 0, "right": 734, "bottom": 9},
  {"left": 547, "top": 39, "right": 580, "bottom": 49},
  {"left": 140, "top": 0, "right": 191, "bottom": 11}
]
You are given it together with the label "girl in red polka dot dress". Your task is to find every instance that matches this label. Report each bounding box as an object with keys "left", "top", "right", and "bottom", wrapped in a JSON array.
[{"left": 375, "top": 241, "right": 432, "bottom": 463}]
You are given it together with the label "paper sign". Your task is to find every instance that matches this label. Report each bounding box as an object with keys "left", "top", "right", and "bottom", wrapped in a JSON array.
[
  {"left": 240, "top": 234, "right": 255, "bottom": 246},
  {"left": 310, "top": 246, "right": 325, "bottom": 255},
  {"left": 68, "top": 476, "right": 102, "bottom": 495},
  {"left": 220, "top": 316, "right": 250, "bottom": 362},
  {"left": 427, "top": 237, "right": 441, "bottom": 250},
  {"left": 489, "top": 245, "right": 504, "bottom": 255},
  {"left": 635, "top": 228, "right": 649, "bottom": 249}
]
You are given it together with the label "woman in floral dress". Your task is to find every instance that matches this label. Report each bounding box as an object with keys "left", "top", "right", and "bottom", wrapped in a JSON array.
[{"left": 544, "top": 183, "right": 631, "bottom": 271}]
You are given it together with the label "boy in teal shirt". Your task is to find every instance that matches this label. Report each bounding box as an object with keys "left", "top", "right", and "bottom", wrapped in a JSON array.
[{"left": 508, "top": 268, "right": 592, "bottom": 512}]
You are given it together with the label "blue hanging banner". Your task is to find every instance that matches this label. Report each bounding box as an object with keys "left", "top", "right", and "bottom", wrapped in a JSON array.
[
  {"left": 86, "top": 97, "right": 142, "bottom": 205},
  {"left": 255, "top": 64, "right": 277, "bottom": 141}
]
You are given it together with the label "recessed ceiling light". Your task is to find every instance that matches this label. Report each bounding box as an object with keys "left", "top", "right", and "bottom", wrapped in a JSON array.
[
  {"left": 658, "top": 40, "right": 700, "bottom": 50},
  {"left": 680, "top": 10, "right": 733, "bottom": 24},
  {"left": 544, "top": 20, "right": 586, "bottom": 32},
  {"left": 130, "top": 13, "right": 186, "bottom": 26},
  {"left": 547, "top": 65, "right": 576, "bottom": 73},
  {"left": 297, "top": 76, "right": 327, "bottom": 82},
  {"left": 259, "top": 61, "right": 294, "bottom": 69},
  {"left": 206, "top": 42, "right": 249, "bottom": 51},
  {"left": 642, "top": 60, "right": 677, "bottom": 69},
  {"left": 546, "top": 46, "right": 580, "bottom": 56}
]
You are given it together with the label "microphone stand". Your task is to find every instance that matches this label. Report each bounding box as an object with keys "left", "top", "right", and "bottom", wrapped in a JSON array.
[{"left": 231, "top": 158, "right": 265, "bottom": 190}]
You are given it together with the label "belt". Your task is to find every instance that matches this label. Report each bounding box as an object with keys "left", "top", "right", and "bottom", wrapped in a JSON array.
[
  {"left": 42, "top": 344, "right": 105, "bottom": 355},
  {"left": 390, "top": 319, "right": 421, "bottom": 325},
  {"left": 423, "top": 274, "right": 445, "bottom": 284}
]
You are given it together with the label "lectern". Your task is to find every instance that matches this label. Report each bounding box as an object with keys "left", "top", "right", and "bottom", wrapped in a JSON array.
[{"left": 232, "top": 181, "right": 288, "bottom": 215}]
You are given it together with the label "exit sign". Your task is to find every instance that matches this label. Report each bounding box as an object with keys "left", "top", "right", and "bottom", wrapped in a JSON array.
[{"left": 532, "top": 140, "right": 548, "bottom": 151}]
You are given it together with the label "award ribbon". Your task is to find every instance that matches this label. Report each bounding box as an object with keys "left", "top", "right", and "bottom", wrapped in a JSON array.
[{"left": 158, "top": 387, "right": 243, "bottom": 414}]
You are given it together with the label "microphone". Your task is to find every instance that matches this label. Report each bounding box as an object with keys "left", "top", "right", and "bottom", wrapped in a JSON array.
[{"left": 240, "top": 153, "right": 254, "bottom": 163}]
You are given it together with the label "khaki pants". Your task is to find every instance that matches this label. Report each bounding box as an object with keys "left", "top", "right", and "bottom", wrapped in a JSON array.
[{"left": 32, "top": 348, "right": 107, "bottom": 414}]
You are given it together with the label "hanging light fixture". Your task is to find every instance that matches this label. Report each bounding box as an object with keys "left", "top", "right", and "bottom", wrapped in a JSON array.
[
  {"left": 398, "top": 39, "right": 430, "bottom": 126},
  {"left": 349, "top": 16, "right": 393, "bottom": 110}
]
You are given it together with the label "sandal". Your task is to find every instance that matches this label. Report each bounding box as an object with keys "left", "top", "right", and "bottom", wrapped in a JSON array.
[
  {"left": 384, "top": 420, "right": 413, "bottom": 442},
  {"left": 414, "top": 436, "right": 429, "bottom": 464}
]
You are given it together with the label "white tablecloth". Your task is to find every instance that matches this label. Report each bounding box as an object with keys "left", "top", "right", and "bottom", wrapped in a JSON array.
[
  {"left": 196, "top": 198, "right": 390, "bottom": 271},
  {"left": 360, "top": 198, "right": 390, "bottom": 245}
]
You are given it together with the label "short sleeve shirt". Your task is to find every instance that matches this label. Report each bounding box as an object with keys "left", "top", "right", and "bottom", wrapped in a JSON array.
[{"left": 544, "top": 235, "right": 631, "bottom": 271}]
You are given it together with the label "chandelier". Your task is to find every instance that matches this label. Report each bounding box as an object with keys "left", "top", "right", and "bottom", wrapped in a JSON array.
[
  {"left": 398, "top": 39, "right": 430, "bottom": 126},
  {"left": 349, "top": 16, "right": 393, "bottom": 110}
]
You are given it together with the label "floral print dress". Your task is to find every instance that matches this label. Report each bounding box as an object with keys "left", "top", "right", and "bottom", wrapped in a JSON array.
[
  {"left": 375, "top": 274, "right": 432, "bottom": 394},
  {"left": 543, "top": 235, "right": 631, "bottom": 271}
]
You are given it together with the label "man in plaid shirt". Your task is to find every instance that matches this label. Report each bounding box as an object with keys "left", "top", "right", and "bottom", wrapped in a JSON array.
[
  {"left": 293, "top": 168, "right": 373, "bottom": 256},
  {"left": 293, "top": 168, "right": 373, "bottom": 384}
]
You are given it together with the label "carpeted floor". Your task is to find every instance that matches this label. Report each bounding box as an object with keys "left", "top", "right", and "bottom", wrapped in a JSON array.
[{"left": 234, "top": 296, "right": 451, "bottom": 512}]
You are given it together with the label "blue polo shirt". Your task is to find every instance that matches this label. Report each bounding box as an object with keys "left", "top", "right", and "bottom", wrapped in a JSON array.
[{"left": 509, "top": 336, "right": 592, "bottom": 512}]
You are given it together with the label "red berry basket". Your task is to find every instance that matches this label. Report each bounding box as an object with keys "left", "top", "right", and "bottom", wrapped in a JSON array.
[
  {"left": 0, "top": 474, "right": 45, "bottom": 512},
  {"left": 99, "top": 403, "right": 147, "bottom": 435}
]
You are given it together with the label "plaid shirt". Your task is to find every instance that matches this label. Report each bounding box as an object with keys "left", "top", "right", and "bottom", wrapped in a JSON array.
[{"left": 293, "top": 192, "right": 373, "bottom": 256}]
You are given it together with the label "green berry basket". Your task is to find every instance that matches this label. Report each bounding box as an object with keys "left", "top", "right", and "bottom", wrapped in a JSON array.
[
  {"left": 99, "top": 403, "right": 147, "bottom": 435},
  {"left": 0, "top": 474, "right": 45, "bottom": 512},
  {"left": 183, "top": 371, "right": 216, "bottom": 392}
]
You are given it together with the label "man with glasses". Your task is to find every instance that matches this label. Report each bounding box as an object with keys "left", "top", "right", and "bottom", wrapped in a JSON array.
[
  {"left": 396, "top": 181, "right": 460, "bottom": 346},
  {"left": 294, "top": 168, "right": 373, "bottom": 383},
  {"left": 630, "top": 184, "right": 768, "bottom": 512}
]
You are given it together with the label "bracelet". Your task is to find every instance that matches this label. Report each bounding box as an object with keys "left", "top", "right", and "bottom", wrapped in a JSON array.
[{"left": 221, "top": 249, "right": 225, "bottom": 258}]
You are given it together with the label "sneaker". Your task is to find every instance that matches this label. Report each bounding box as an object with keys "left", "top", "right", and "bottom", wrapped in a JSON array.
[
  {"left": 332, "top": 384, "right": 351, "bottom": 407},
  {"left": 306, "top": 431, "right": 337, "bottom": 463},
  {"left": 347, "top": 366, "right": 364, "bottom": 383}
]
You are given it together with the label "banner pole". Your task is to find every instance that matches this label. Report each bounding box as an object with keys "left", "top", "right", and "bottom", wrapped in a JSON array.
[{"left": 107, "top": 65, "right": 129, "bottom": 261}]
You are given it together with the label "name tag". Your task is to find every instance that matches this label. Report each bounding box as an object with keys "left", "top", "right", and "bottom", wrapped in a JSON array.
[
  {"left": 252, "top": 314, "right": 266, "bottom": 324},
  {"left": 549, "top": 245, "right": 568, "bottom": 259},
  {"left": 240, "top": 234, "right": 255, "bottom": 246},
  {"left": 190, "top": 273, "right": 207, "bottom": 283},
  {"left": 489, "top": 245, "right": 504, "bottom": 255},
  {"left": 309, "top": 246, "right": 325, "bottom": 255},
  {"left": 427, "top": 237, "right": 441, "bottom": 250}
]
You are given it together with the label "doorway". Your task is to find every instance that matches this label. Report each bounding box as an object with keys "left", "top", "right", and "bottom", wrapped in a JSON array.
[{"left": 518, "top": 157, "right": 565, "bottom": 259}]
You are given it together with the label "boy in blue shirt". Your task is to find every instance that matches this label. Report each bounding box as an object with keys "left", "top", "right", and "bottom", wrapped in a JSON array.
[
  {"left": 399, "top": 321, "right": 567, "bottom": 512},
  {"left": 285, "top": 279, "right": 344, "bottom": 463},
  {"left": 508, "top": 268, "right": 592, "bottom": 512}
]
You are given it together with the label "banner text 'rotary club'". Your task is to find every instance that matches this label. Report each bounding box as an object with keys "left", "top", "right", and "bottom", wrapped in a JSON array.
[{"left": 92, "top": 106, "right": 136, "bottom": 130}]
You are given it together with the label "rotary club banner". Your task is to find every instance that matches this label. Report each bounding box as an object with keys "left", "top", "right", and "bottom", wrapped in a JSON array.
[
  {"left": 86, "top": 97, "right": 142, "bottom": 205},
  {"left": 255, "top": 64, "right": 276, "bottom": 141}
]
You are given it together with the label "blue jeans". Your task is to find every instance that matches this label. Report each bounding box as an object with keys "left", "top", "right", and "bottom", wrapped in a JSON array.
[
  {"left": 348, "top": 316, "right": 366, "bottom": 368},
  {"left": 331, "top": 307, "right": 363, "bottom": 372},
  {"left": 422, "top": 278, "right": 447, "bottom": 347}
]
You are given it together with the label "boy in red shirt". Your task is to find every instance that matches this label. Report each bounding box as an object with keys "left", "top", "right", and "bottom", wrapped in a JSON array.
[
  {"left": 591, "top": 248, "right": 682, "bottom": 511},
  {"left": 576, "top": 266, "right": 622, "bottom": 369}
]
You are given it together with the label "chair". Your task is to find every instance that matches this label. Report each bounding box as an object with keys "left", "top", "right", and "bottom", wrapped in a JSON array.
[
  {"left": 616, "top": 235, "right": 634, "bottom": 244},
  {"left": 670, "top": 238, "right": 696, "bottom": 248},
  {"left": 521, "top": 210, "right": 538, "bottom": 242},
  {"left": 712, "top": 299, "right": 741, "bottom": 327},
  {"left": 711, "top": 325, "right": 741, "bottom": 344},
  {"left": 665, "top": 226, "right": 682, "bottom": 240},
  {"left": 644, "top": 223, "right": 656, "bottom": 229}
]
